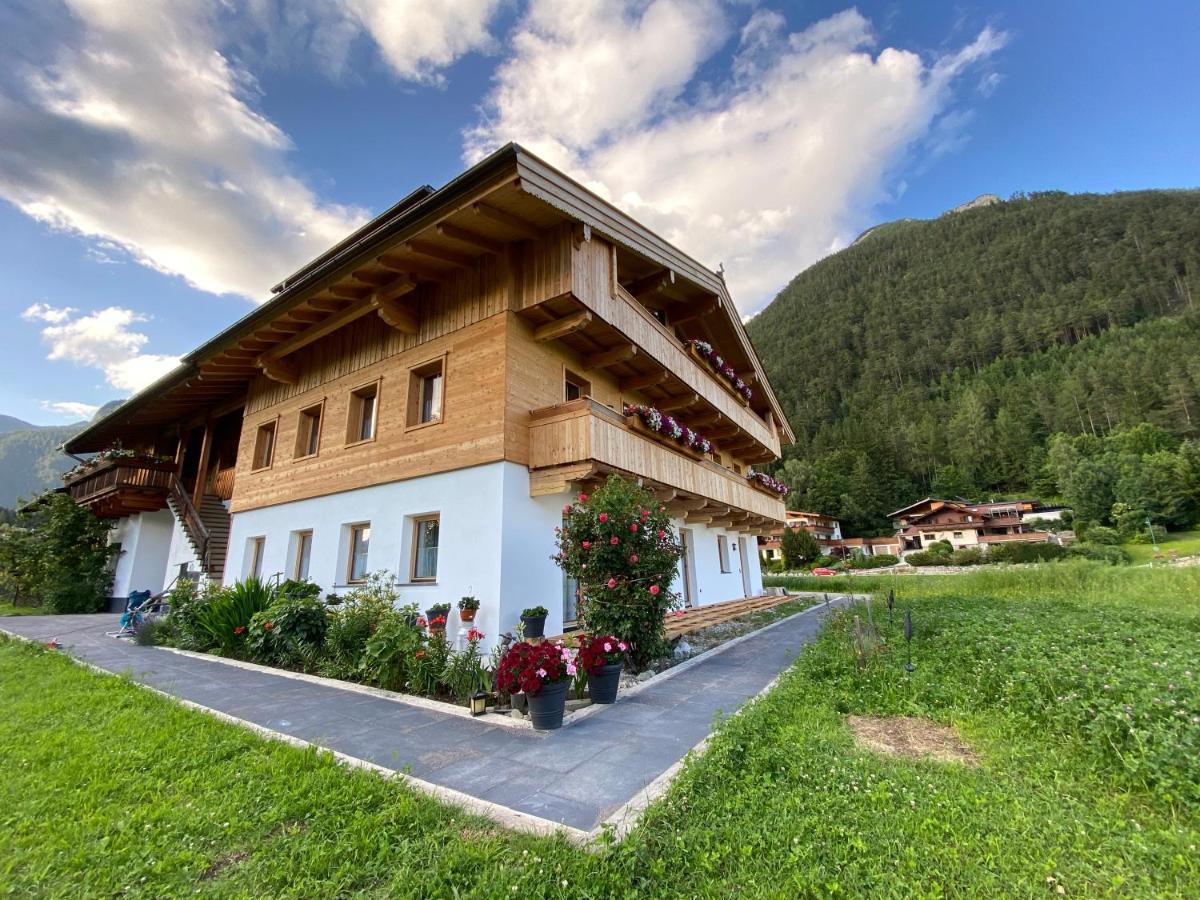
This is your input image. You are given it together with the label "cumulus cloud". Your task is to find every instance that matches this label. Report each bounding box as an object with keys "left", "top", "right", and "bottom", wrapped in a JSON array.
[
  {"left": 0, "top": 0, "right": 496, "bottom": 300},
  {"left": 40, "top": 400, "right": 100, "bottom": 420},
  {"left": 467, "top": 3, "right": 1007, "bottom": 314},
  {"left": 22, "top": 302, "right": 181, "bottom": 393}
]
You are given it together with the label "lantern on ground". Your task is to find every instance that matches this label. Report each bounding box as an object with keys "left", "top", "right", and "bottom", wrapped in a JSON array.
[{"left": 470, "top": 692, "right": 488, "bottom": 716}]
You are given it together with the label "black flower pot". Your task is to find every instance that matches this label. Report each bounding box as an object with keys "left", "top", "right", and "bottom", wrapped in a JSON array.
[
  {"left": 521, "top": 614, "right": 547, "bottom": 638},
  {"left": 587, "top": 662, "right": 623, "bottom": 704},
  {"left": 526, "top": 680, "right": 568, "bottom": 730}
]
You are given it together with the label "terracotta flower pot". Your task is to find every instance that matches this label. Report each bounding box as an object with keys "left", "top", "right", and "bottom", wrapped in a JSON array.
[
  {"left": 526, "top": 680, "right": 568, "bottom": 730},
  {"left": 459, "top": 608, "right": 477, "bottom": 622},
  {"left": 587, "top": 662, "right": 623, "bottom": 704}
]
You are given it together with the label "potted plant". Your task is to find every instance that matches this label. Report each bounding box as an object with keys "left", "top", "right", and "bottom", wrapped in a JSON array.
[
  {"left": 427, "top": 614, "right": 447, "bottom": 635},
  {"left": 520, "top": 605, "right": 549, "bottom": 638},
  {"left": 458, "top": 596, "right": 480, "bottom": 623},
  {"left": 495, "top": 641, "right": 576, "bottom": 730},
  {"left": 426, "top": 602, "right": 451, "bottom": 622},
  {"left": 577, "top": 634, "right": 627, "bottom": 704}
]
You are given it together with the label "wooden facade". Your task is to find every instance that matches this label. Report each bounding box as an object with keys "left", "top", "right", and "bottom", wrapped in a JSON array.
[{"left": 65, "top": 145, "right": 792, "bottom": 536}]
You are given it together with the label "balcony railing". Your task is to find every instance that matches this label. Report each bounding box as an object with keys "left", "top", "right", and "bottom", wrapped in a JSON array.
[
  {"left": 528, "top": 398, "right": 785, "bottom": 524},
  {"left": 63, "top": 455, "right": 176, "bottom": 518}
]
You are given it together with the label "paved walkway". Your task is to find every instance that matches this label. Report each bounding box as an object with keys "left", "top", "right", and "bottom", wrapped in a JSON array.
[{"left": 2, "top": 595, "right": 850, "bottom": 835}]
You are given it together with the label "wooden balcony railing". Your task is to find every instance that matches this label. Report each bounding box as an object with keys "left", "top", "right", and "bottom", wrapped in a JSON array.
[
  {"left": 528, "top": 398, "right": 785, "bottom": 525},
  {"left": 62, "top": 456, "right": 176, "bottom": 518}
]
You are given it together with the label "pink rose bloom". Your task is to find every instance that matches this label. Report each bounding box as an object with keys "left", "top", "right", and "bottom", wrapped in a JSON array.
[
  {"left": 657, "top": 530, "right": 666, "bottom": 539},
  {"left": 649, "top": 585, "right": 660, "bottom": 596},
  {"left": 630, "top": 522, "right": 638, "bottom": 532},
  {"left": 629, "top": 554, "right": 639, "bottom": 563},
  {"left": 581, "top": 540, "right": 591, "bottom": 549},
  {"left": 578, "top": 493, "right": 588, "bottom": 502},
  {"left": 563, "top": 504, "right": 571, "bottom": 514},
  {"left": 607, "top": 578, "right": 617, "bottom": 589},
  {"left": 598, "top": 513, "right": 608, "bottom": 523},
  {"left": 610, "top": 536, "right": 619, "bottom": 545}
]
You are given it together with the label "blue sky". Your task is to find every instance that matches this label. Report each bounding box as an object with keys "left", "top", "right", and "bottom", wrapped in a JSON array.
[{"left": 1, "top": 0, "right": 1196, "bottom": 425}]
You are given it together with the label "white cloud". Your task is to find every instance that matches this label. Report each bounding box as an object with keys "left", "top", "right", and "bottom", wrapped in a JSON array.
[
  {"left": 40, "top": 400, "right": 100, "bottom": 420},
  {"left": 0, "top": 0, "right": 499, "bottom": 300},
  {"left": 467, "top": 4, "right": 1007, "bottom": 314},
  {"left": 23, "top": 302, "right": 181, "bottom": 393}
]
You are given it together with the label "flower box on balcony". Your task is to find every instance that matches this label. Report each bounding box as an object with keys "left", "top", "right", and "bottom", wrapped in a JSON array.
[
  {"left": 685, "top": 342, "right": 751, "bottom": 407},
  {"left": 625, "top": 414, "right": 708, "bottom": 460}
]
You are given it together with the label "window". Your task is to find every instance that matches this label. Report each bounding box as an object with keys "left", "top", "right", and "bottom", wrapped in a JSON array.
[
  {"left": 293, "top": 530, "right": 313, "bottom": 581},
  {"left": 564, "top": 369, "right": 590, "bottom": 402},
  {"left": 252, "top": 421, "right": 276, "bottom": 470},
  {"left": 248, "top": 536, "right": 266, "bottom": 580},
  {"left": 406, "top": 357, "right": 445, "bottom": 428},
  {"left": 347, "top": 524, "right": 370, "bottom": 583},
  {"left": 953, "top": 531, "right": 963, "bottom": 539},
  {"left": 411, "top": 515, "right": 440, "bottom": 582},
  {"left": 294, "top": 403, "right": 322, "bottom": 458},
  {"left": 346, "top": 382, "right": 379, "bottom": 444},
  {"left": 717, "top": 535, "right": 731, "bottom": 573}
]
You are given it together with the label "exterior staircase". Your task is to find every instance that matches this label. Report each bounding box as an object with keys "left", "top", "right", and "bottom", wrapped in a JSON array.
[{"left": 167, "top": 476, "right": 231, "bottom": 582}]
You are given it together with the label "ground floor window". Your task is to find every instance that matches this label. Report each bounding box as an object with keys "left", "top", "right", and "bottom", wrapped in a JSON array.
[
  {"left": 411, "top": 515, "right": 439, "bottom": 582},
  {"left": 248, "top": 536, "right": 266, "bottom": 580},
  {"left": 293, "top": 530, "right": 313, "bottom": 581},
  {"left": 717, "top": 534, "right": 731, "bottom": 572},
  {"left": 347, "top": 524, "right": 370, "bottom": 583}
]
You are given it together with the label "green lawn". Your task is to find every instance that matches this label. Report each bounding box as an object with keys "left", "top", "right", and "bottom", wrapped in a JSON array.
[
  {"left": 3, "top": 560, "right": 1198, "bottom": 896},
  {"left": 0, "top": 602, "right": 46, "bottom": 616},
  {"left": 1124, "top": 527, "right": 1200, "bottom": 564}
]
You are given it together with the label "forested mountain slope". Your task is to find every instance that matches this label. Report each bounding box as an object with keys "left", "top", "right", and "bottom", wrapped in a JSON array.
[
  {"left": 747, "top": 190, "right": 1200, "bottom": 534},
  {"left": 0, "top": 402, "right": 122, "bottom": 509}
]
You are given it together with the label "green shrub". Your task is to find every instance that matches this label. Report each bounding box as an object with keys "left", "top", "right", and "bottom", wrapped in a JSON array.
[
  {"left": 192, "top": 578, "right": 275, "bottom": 656},
  {"left": 906, "top": 550, "right": 953, "bottom": 567},
  {"left": 1084, "top": 525, "right": 1122, "bottom": 546},
  {"left": 161, "top": 578, "right": 211, "bottom": 651},
  {"left": 555, "top": 474, "right": 682, "bottom": 668},
  {"left": 363, "top": 616, "right": 423, "bottom": 691},
  {"left": 10, "top": 493, "right": 118, "bottom": 613},
  {"left": 132, "top": 617, "right": 170, "bottom": 646},
  {"left": 520, "top": 605, "right": 548, "bottom": 619},
  {"left": 1068, "top": 542, "right": 1131, "bottom": 565},
  {"left": 443, "top": 635, "right": 490, "bottom": 705},
  {"left": 408, "top": 634, "right": 452, "bottom": 696},
  {"left": 986, "top": 542, "right": 1069, "bottom": 564},
  {"left": 247, "top": 592, "right": 327, "bottom": 668},
  {"left": 847, "top": 553, "right": 898, "bottom": 569},
  {"left": 949, "top": 546, "right": 986, "bottom": 566}
]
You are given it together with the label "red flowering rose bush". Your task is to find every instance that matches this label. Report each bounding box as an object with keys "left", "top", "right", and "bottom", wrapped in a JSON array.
[
  {"left": 495, "top": 640, "right": 577, "bottom": 696},
  {"left": 554, "top": 474, "right": 682, "bottom": 668},
  {"left": 576, "top": 634, "right": 629, "bottom": 674}
]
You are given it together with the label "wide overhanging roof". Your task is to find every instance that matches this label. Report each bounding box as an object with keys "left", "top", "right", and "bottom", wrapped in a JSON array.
[{"left": 66, "top": 144, "right": 794, "bottom": 453}]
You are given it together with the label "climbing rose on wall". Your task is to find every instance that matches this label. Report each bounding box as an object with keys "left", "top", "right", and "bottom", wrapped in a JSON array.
[{"left": 553, "top": 474, "right": 682, "bottom": 668}]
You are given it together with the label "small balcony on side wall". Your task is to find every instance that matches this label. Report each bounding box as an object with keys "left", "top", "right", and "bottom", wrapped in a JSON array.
[
  {"left": 61, "top": 453, "right": 177, "bottom": 519},
  {"left": 528, "top": 398, "right": 786, "bottom": 532}
]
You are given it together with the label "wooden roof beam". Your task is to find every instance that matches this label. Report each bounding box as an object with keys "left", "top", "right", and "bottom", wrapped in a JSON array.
[
  {"left": 624, "top": 268, "right": 675, "bottom": 299},
  {"left": 370, "top": 278, "right": 418, "bottom": 335},
  {"left": 404, "top": 240, "right": 477, "bottom": 267},
  {"left": 376, "top": 253, "right": 450, "bottom": 280},
  {"left": 329, "top": 284, "right": 371, "bottom": 300},
  {"left": 672, "top": 298, "right": 719, "bottom": 325},
  {"left": 472, "top": 202, "right": 543, "bottom": 241},
  {"left": 620, "top": 371, "right": 669, "bottom": 391},
  {"left": 307, "top": 297, "right": 353, "bottom": 312},
  {"left": 534, "top": 310, "right": 592, "bottom": 342},
  {"left": 437, "top": 223, "right": 504, "bottom": 254},
  {"left": 587, "top": 344, "right": 637, "bottom": 369},
  {"left": 258, "top": 357, "right": 298, "bottom": 385},
  {"left": 351, "top": 269, "right": 394, "bottom": 287},
  {"left": 260, "top": 301, "right": 374, "bottom": 362},
  {"left": 658, "top": 393, "right": 699, "bottom": 413}
]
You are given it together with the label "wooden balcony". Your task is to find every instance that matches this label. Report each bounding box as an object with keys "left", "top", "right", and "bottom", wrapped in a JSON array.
[
  {"left": 528, "top": 399, "right": 785, "bottom": 531},
  {"left": 62, "top": 455, "right": 176, "bottom": 518}
]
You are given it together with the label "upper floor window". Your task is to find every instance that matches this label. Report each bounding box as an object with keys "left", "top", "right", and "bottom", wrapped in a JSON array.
[
  {"left": 295, "top": 403, "right": 322, "bottom": 458},
  {"left": 252, "top": 421, "right": 276, "bottom": 470},
  {"left": 407, "top": 356, "right": 445, "bottom": 427},
  {"left": 346, "top": 381, "right": 379, "bottom": 444},
  {"left": 564, "top": 369, "right": 590, "bottom": 402}
]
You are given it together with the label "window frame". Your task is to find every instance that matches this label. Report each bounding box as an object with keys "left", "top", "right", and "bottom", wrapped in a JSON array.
[
  {"left": 717, "top": 534, "right": 731, "bottom": 573},
  {"left": 251, "top": 418, "right": 279, "bottom": 472},
  {"left": 409, "top": 513, "right": 440, "bottom": 583},
  {"left": 345, "top": 378, "right": 382, "bottom": 447},
  {"left": 563, "top": 366, "right": 591, "bottom": 403},
  {"left": 292, "top": 529, "right": 313, "bottom": 581},
  {"left": 248, "top": 536, "right": 266, "bottom": 580},
  {"left": 293, "top": 400, "right": 325, "bottom": 460},
  {"left": 346, "top": 523, "right": 371, "bottom": 584},
  {"left": 405, "top": 353, "right": 447, "bottom": 432}
]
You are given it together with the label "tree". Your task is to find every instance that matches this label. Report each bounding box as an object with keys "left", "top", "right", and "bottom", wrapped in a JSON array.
[
  {"left": 10, "top": 492, "right": 117, "bottom": 613},
  {"left": 781, "top": 528, "right": 820, "bottom": 569},
  {"left": 554, "top": 475, "right": 682, "bottom": 669}
]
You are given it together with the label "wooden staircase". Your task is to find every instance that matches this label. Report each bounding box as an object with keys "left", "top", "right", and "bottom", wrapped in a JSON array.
[{"left": 167, "top": 476, "right": 231, "bottom": 582}]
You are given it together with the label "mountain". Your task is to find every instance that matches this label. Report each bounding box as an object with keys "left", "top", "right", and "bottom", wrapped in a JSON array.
[
  {"left": 746, "top": 189, "right": 1200, "bottom": 535},
  {"left": 0, "top": 402, "right": 123, "bottom": 509}
]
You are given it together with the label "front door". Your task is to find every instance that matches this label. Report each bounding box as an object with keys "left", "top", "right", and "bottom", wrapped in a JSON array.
[
  {"left": 737, "top": 536, "right": 752, "bottom": 596},
  {"left": 680, "top": 528, "right": 697, "bottom": 607}
]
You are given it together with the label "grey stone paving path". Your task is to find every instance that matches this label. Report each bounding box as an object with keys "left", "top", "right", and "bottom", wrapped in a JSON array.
[{"left": 2, "top": 596, "right": 850, "bottom": 832}]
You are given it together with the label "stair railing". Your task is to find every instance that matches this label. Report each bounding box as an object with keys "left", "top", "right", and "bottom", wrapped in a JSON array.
[{"left": 168, "top": 475, "right": 211, "bottom": 572}]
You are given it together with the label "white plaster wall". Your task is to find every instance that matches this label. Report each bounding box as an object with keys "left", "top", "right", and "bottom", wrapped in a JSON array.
[
  {"left": 225, "top": 461, "right": 508, "bottom": 638},
  {"left": 682, "top": 521, "right": 758, "bottom": 606},
  {"left": 165, "top": 513, "right": 203, "bottom": 583},
  {"left": 108, "top": 509, "right": 176, "bottom": 599},
  {"left": 499, "top": 463, "right": 569, "bottom": 640}
]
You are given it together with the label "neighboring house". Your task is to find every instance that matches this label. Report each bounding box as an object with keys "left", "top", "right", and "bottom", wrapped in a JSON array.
[
  {"left": 888, "top": 497, "right": 1051, "bottom": 553},
  {"left": 838, "top": 536, "right": 902, "bottom": 557},
  {"left": 59, "top": 144, "right": 794, "bottom": 649},
  {"left": 758, "top": 510, "right": 843, "bottom": 563}
]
